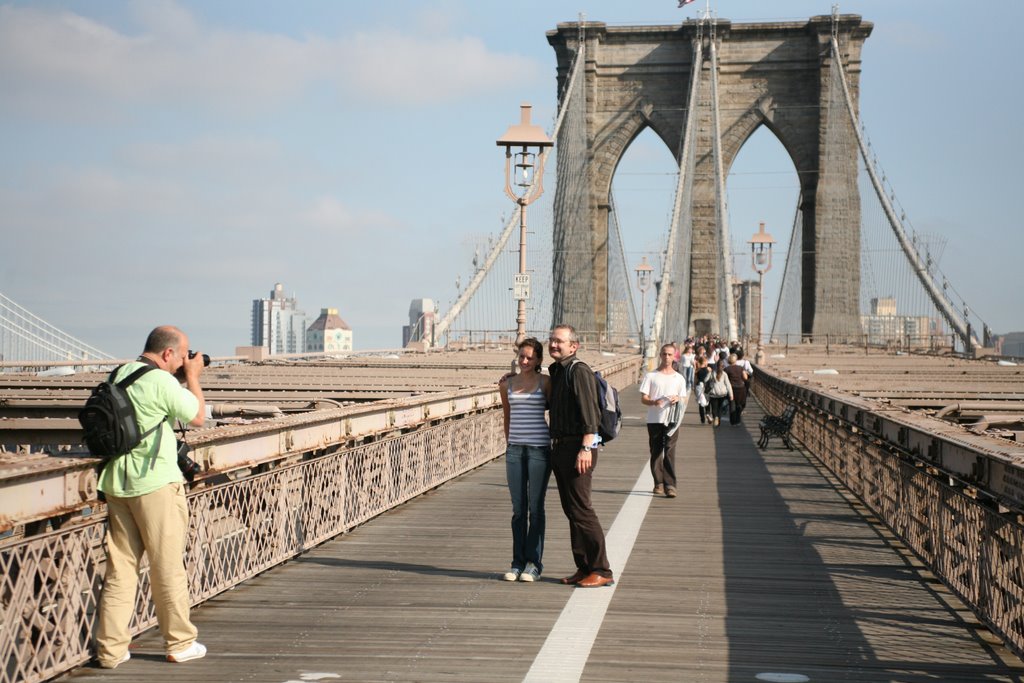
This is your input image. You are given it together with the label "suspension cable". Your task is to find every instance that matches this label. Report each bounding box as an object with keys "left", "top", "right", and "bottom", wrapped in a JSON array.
[
  {"left": 828, "top": 33, "right": 977, "bottom": 349},
  {"left": 647, "top": 24, "right": 704, "bottom": 365}
]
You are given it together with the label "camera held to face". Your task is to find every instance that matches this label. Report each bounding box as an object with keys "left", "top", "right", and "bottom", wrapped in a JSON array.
[
  {"left": 176, "top": 440, "right": 202, "bottom": 482},
  {"left": 188, "top": 350, "right": 211, "bottom": 366}
]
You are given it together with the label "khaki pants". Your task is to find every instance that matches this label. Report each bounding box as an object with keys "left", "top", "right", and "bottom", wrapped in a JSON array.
[{"left": 95, "top": 481, "right": 197, "bottom": 665}]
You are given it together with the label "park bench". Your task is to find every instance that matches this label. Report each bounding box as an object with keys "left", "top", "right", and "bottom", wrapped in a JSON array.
[{"left": 758, "top": 404, "right": 797, "bottom": 450}]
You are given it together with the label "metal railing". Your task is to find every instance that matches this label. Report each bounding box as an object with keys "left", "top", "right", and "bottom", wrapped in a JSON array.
[
  {"left": 1, "top": 413, "right": 502, "bottom": 683},
  {"left": 1, "top": 354, "right": 642, "bottom": 683},
  {"left": 752, "top": 371, "right": 1024, "bottom": 660}
]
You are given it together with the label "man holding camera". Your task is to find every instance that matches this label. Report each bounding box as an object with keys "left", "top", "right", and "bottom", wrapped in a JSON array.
[{"left": 95, "top": 326, "right": 207, "bottom": 668}]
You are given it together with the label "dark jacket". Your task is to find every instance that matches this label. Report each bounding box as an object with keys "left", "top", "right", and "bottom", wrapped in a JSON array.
[{"left": 548, "top": 354, "right": 600, "bottom": 438}]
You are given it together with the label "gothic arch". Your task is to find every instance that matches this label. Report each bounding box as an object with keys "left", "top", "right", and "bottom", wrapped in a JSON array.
[{"left": 548, "top": 15, "right": 872, "bottom": 337}]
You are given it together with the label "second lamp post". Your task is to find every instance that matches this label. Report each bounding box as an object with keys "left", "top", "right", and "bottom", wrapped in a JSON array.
[{"left": 748, "top": 221, "right": 776, "bottom": 362}]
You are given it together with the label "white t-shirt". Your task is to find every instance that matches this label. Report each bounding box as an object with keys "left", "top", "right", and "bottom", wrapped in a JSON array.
[{"left": 639, "top": 370, "right": 688, "bottom": 424}]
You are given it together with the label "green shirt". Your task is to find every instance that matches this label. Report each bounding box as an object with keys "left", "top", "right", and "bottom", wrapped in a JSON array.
[{"left": 97, "top": 361, "right": 200, "bottom": 498}]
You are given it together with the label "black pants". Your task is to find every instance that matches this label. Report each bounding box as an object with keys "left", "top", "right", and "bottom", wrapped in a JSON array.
[
  {"left": 709, "top": 395, "right": 729, "bottom": 422},
  {"left": 646, "top": 423, "right": 678, "bottom": 488},
  {"left": 550, "top": 439, "right": 612, "bottom": 578},
  {"left": 730, "top": 385, "right": 748, "bottom": 425}
]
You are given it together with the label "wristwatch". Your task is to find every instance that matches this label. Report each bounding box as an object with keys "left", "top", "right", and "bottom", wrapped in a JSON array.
[{"left": 581, "top": 444, "right": 593, "bottom": 452}]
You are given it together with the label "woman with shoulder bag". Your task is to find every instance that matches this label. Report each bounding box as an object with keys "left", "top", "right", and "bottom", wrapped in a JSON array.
[{"left": 705, "top": 359, "right": 733, "bottom": 427}]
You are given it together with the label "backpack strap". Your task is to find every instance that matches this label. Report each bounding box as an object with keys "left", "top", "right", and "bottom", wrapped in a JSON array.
[
  {"left": 116, "top": 364, "right": 161, "bottom": 441},
  {"left": 115, "top": 364, "right": 155, "bottom": 390}
]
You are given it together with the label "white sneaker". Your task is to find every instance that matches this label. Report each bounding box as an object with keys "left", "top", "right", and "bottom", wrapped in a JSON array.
[
  {"left": 519, "top": 562, "right": 541, "bottom": 582},
  {"left": 99, "top": 651, "right": 130, "bottom": 669},
  {"left": 502, "top": 567, "right": 522, "bottom": 582},
  {"left": 167, "top": 641, "right": 206, "bottom": 663}
]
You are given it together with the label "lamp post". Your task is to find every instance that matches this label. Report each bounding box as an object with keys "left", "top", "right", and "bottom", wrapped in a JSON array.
[
  {"left": 635, "top": 257, "right": 653, "bottom": 354},
  {"left": 497, "top": 103, "right": 553, "bottom": 344},
  {"left": 748, "top": 221, "right": 776, "bottom": 364}
]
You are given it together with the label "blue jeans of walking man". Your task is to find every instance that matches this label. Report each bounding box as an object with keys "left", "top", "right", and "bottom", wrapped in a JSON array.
[{"left": 505, "top": 444, "right": 552, "bottom": 572}]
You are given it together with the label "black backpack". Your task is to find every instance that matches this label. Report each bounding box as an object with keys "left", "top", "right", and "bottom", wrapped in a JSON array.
[
  {"left": 78, "top": 365, "right": 158, "bottom": 458},
  {"left": 568, "top": 360, "right": 622, "bottom": 444}
]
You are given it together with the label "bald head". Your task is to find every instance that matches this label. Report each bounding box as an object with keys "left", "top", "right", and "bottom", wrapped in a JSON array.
[{"left": 144, "top": 326, "right": 185, "bottom": 355}]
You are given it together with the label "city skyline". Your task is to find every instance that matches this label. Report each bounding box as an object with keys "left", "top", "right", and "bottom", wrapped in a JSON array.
[{"left": 1, "top": 1, "right": 1021, "bottom": 356}]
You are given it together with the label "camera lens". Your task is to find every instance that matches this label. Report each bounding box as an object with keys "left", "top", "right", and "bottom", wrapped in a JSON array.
[
  {"left": 187, "top": 350, "right": 211, "bottom": 366},
  {"left": 176, "top": 440, "right": 202, "bottom": 482}
]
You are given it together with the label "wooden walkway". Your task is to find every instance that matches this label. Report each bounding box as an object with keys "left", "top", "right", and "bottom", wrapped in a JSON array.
[{"left": 59, "top": 389, "right": 1024, "bottom": 683}]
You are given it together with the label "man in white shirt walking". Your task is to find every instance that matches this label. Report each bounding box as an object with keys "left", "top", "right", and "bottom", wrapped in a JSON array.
[{"left": 640, "top": 344, "right": 688, "bottom": 498}]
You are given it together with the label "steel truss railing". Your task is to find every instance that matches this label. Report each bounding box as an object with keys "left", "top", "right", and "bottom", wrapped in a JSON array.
[
  {"left": 753, "top": 373, "right": 1024, "bottom": 660},
  {"left": 1, "top": 412, "right": 502, "bottom": 683}
]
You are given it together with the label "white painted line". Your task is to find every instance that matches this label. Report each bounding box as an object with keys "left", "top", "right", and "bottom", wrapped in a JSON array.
[{"left": 523, "top": 462, "right": 655, "bottom": 683}]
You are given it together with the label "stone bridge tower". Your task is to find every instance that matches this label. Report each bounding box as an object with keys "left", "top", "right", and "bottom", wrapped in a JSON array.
[{"left": 547, "top": 15, "right": 872, "bottom": 339}]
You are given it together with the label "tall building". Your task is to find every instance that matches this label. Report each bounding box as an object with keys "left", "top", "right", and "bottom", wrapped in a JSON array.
[
  {"left": 306, "top": 308, "right": 353, "bottom": 353},
  {"left": 251, "top": 283, "right": 307, "bottom": 355},
  {"left": 403, "top": 299, "right": 435, "bottom": 347},
  {"left": 860, "top": 296, "right": 938, "bottom": 347}
]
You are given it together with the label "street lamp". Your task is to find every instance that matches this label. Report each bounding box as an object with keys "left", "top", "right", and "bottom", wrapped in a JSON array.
[
  {"left": 748, "top": 221, "right": 776, "bottom": 363},
  {"left": 497, "top": 103, "right": 553, "bottom": 344},
  {"left": 635, "top": 257, "right": 654, "bottom": 353}
]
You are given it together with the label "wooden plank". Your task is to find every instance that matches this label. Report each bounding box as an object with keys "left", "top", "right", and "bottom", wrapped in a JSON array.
[{"left": 57, "top": 389, "right": 1024, "bottom": 682}]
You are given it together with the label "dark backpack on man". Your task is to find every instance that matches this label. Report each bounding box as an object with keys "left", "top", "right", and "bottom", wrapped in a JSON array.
[
  {"left": 568, "top": 360, "right": 622, "bottom": 444},
  {"left": 79, "top": 365, "right": 158, "bottom": 458}
]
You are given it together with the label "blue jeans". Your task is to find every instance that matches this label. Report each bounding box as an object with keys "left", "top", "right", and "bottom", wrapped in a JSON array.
[
  {"left": 682, "top": 365, "right": 694, "bottom": 391},
  {"left": 505, "top": 444, "right": 552, "bottom": 572}
]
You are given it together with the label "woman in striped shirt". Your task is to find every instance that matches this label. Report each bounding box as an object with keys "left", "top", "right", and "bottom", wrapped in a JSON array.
[{"left": 498, "top": 338, "right": 552, "bottom": 582}]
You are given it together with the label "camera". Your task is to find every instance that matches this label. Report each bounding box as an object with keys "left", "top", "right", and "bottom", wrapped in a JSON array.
[
  {"left": 188, "top": 350, "right": 211, "bottom": 367},
  {"left": 176, "top": 440, "right": 202, "bottom": 483}
]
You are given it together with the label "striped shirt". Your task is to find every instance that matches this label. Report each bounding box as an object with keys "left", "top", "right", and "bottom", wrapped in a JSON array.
[{"left": 507, "top": 384, "right": 550, "bottom": 446}]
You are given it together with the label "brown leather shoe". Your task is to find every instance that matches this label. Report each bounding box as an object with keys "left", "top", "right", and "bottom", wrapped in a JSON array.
[
  {"left": 560, "top": 569, "right": 589, "bottom": 585},
  {"left": 652, "top": 484, "right": 664, "bottom": 495},
  {"left": 665, "top": 486, "right": 677, "bottom": 498},
  {"left": 576, "top": 572, "right": 615, "bottom": 588}
]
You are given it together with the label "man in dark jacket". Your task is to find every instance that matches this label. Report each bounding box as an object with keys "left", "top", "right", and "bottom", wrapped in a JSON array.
[{"left": 547, "top": 324, "right": 615, "bottom": 588}]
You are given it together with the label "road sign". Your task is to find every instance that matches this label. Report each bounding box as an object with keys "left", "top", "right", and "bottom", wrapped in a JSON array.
[{"left": 513, "top": 273, "right": 530, "bottom": 300}]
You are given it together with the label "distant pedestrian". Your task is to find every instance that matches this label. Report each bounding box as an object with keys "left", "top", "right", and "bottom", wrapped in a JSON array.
[
  {"left": 724, "top": 353, "right": 749, "bottom": 426},
  {"left": 694, "top": 356, "right": 712, "bottom": 424},
  {"left": 498, "top": 338, "right": 552, "bottom": 583},
  {"left": 705, "top": 359, "right": 733, "bottom": 427},
  {"left": 680, "top": 343, "right": 695, "bottom": 391},
  {"left": 640, "top": 345, "right": 688, "bottom": 498}
]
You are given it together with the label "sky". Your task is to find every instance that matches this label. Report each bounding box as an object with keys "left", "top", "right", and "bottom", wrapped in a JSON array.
[{"left": 1, "top": 0, "right": 1022, "bottom": 357}]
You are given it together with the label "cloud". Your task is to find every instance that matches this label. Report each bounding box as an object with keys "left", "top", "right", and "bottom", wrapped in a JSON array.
[
  {"left": 117, "top": 136, "right": 289, "bottom": 178},
  {"left": 0, "top": 2, "right": 544, "bottom": 118},
  {"left": 334, "top": 32, "right": 540, "bottom": 104}
]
